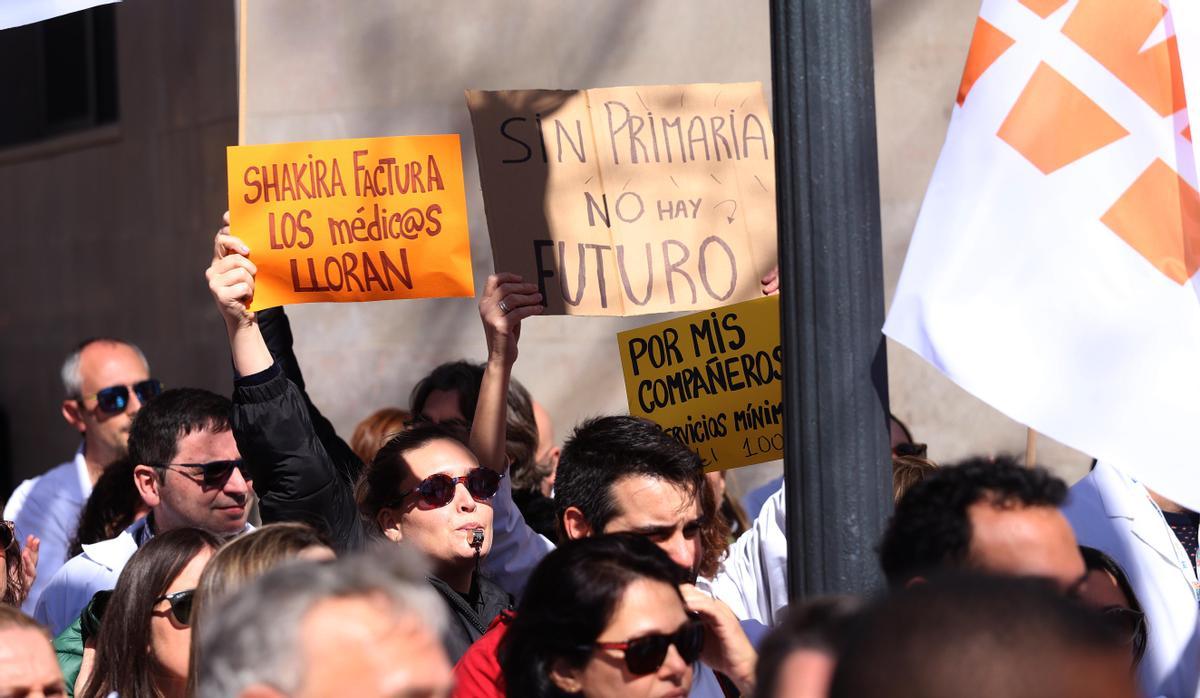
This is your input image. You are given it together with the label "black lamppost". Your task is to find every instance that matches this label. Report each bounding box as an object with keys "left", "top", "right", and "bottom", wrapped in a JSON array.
[{"left": 770, "top": 0, "right": 894, "bottom": 598}]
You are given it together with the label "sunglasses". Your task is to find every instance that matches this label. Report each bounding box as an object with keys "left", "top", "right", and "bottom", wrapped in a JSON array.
[
  {"left": 589, "top": 618, "right": 705, "bottom": 675},
  {"left": 393, "top": 468, "right": 502, "bottom": 509},
  {"left": 81, "top": 379, "right": 163, "bottom": 414},
  {"left": 0, "top": 521, "right": 15, "bottom": 554},
  {"left": 159, "top": 459, "right": 250, "bottom": 488},
  {"left": 156, "top": 589, "right": 195, "bottom": 626}
]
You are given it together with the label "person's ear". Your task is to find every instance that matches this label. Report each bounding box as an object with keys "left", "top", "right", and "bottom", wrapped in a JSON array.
[
  {"left": 377, "top": 508, "right": 404, "bottom": 543},
  {"left": 62, "top": 399, "right": 87, "bottom": 433},
  {"left": 561, "top": 507, "right": 593, "bottom": 540},
  {"left": 549, "top": 658, "right": 584, "bottom": 694},
  {"left": 133, "top": 465, "right": 162, "bottom": 508}
]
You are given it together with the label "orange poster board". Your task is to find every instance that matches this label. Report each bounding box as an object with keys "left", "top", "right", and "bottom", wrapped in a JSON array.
[{"left": 226, "top": 135, "right": 474, "bottom": 310}]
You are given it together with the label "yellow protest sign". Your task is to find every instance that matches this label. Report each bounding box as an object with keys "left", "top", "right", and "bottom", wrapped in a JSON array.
[
  {"left": 467, "top": 82, "right": 777, "bottom": 316},
  {"left": 617, "top": 295, "right": 783, "bottom": 471},
  {"left": 226, "top": 135, "right": 475, "bottom": 309}
]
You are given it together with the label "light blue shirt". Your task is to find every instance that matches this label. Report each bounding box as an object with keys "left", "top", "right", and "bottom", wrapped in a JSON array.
[{"left": 3, "top": 446, "right": 92, "bottom": 615}]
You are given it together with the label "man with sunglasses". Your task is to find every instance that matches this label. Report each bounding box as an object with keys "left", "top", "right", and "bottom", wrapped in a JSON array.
[
  {"left": 34, "top": 388, "right": 254, "bottom": 634},
  {"left": 3, "top": 338, "right": 159, "bottom": 614}
]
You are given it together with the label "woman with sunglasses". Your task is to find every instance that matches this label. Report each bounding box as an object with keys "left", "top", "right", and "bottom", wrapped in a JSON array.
[
  {"left": 502, "top": 534, "right": 753, "bottom": 698},
  {"left": 356, "top": 422, "right": 512, "bottom": 662},
  {"left": 1, "top": 520, "right": 38, "bottom": 607},
  {"left": 79, "top": 527, "right": 219, "bottom": 698}
]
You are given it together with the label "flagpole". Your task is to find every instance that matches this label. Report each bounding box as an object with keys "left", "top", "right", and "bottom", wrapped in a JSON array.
[{"left": 770, "top": 0, "right": 893, "bottom": 599}]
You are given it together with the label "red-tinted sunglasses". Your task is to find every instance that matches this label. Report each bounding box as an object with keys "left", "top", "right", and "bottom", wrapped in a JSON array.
[
  {"left": 392, "top": 468, "right": 502, "bottom": 509},
  {"left": 588, "top": 618, "right": 705, "bottom": 675}
]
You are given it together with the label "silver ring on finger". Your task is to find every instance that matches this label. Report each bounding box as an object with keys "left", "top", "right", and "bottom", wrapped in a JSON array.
[{"left": 498, "top": 299, "right": 511, "bottom": 314}]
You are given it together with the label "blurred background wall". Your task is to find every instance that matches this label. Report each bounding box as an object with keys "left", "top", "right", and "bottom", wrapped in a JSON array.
[{"left": 0, "top": 0, "right": 1090, "bottom": 500}]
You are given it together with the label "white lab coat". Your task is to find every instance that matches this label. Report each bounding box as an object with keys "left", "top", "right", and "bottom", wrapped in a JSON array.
[
  {"left": 483, "top": 477, "right": 789, "bottom": 696},
  {"left": 1062, "top": 462, "right": 1200, "bottom": 698}
]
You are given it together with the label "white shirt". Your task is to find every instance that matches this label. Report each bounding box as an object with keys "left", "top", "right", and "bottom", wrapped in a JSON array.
[
  {"left": 483, "top": 476, "right": 789, "bottom": 694},
  {"left": 1062, "top": 462, "right": 1200, "bottom": 698},
  {"left": 3, "top": 446, "right": 92, "bottom": 614}
]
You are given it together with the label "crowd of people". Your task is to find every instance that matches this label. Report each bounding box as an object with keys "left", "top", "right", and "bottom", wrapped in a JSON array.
[{"left": 0, "top": 214, "right": 1195, "bottom": 697}]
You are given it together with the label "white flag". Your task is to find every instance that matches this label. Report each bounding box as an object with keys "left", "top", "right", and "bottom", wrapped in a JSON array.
[
  {"left": 1, "top": 0, "right": 118, "bottom": 31},
  {"left": 885, "top": 0, "right": 1200, "bottom": 509}
]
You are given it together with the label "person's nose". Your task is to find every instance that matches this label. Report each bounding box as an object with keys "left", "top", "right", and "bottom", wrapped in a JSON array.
[
  {"left": 663, "top": 532, "right": 697, "bottom": 573},
  {"left": 224, "top": 464, "right": 252, "bottom": 496},
  {"left": 126, "top": 387, "right": 144, "bottom": 414},
  {"left": 658, "top": 643, "right": 689, "bottom": 683},
  {"left": 455, "top": 481, "right": 478, "bottom": 512}
]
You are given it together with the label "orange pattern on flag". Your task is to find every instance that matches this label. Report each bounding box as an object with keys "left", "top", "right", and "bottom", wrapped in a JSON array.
[
  {"left": 1101, "top": 160, "right": 1200, "bottom": 285},
  {"left": 1018, "top": 0, "right": 1069, "bottom": 19},
  {"left": 1061, "top": 0, "right": 1185, "bottom": 118},
  {"left": 957, "top": 18, "right": 1015, "bottom": 107},
  {"left": 997, "top": 63, "right": 1128, "bottom": 174},
  {"left": 960, "top": 0, "right": 1196, "bottom": 283}
]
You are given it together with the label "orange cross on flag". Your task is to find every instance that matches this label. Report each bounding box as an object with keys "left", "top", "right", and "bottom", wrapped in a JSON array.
[{"left": 885, "top": 0, "right": 1200, "bottom": 510}]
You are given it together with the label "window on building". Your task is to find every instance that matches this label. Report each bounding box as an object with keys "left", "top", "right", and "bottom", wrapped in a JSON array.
[{"left": 0, "top": 6, "right": 118, "bottom": 149}]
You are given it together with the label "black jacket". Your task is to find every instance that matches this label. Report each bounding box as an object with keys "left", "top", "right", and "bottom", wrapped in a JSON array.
[
  {"left": 429, "top": 573, "right": 513, "bottom": 663},
  {"left": 232, "top": 307, "right": 510, "bottom": 658}
]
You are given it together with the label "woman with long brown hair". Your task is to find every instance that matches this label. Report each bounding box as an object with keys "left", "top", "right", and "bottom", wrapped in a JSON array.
[{"left": 80, "top": 528, "right": 219, "bottom": 698}]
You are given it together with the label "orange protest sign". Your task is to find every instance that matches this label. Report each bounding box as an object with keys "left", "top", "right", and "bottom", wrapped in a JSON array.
[{"left": 226, "top": 135, "right": 474, "bottom": 310}]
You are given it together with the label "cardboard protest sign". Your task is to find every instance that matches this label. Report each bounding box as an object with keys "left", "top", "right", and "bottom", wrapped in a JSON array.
[
  {"left": 467, "top": 83, "right": 777, "bottom": 316},
  {"left": 617, "top": 295, "right": 782, "bottom": 471},
  {"left": 226, "top": 135, "right": 474, "bottom": 310}
]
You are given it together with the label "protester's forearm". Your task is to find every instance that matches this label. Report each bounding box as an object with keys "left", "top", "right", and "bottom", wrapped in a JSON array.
[
  {"left": 470, "top": 355, "right": 511, "bottom": 473},
  {"left": 226, "top": 320, "right": 273, "bottom": 377}
]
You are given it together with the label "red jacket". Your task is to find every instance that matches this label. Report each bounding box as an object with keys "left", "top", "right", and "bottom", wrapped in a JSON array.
[{"left": 452, "top": 611, "right": 514, "bottom": 697}]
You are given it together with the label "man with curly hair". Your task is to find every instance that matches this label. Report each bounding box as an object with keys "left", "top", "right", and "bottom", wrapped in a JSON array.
[{"left": 878, "top": 456, "right": 1086, "bottom": 593}]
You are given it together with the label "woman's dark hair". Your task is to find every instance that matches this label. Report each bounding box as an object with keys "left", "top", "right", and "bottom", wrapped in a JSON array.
[
  {"left": 81, "top": 527, "right": 221, "bottom": 698},
  {"left": 408, "top": 360, "right": 539, "bottom": 484},
  {"left": 503, "top": 380, "right": 542, "bottom": 492},
  {"left": 410, "top": 360, "right": 485, "bottom": 424},
  {"left": 2, "top": 521, "right": 25, "bottom": 606},
  {"left": 354, "top": 421, "right": 473, "bottom": 531},
  {"left": 1080, "top": 545, "right": 1149, "bottom": 666},
  {"left": 698, "top": 476, "right": 731, "bottom": 579},
  {"left": 755, "top": 596, "right": 864, "bottom": 698},
  {"left": 69, "top": 457, "right": 146, "bottom": 557},
  {"left": 500, "top": 534, "right": 687, "bottom": 697}
]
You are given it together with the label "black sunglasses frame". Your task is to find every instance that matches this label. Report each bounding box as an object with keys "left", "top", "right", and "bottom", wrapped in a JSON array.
[
  {"left": 156, "top": 588, "right": 196, "bottom": 626},
  {"left": 158, "top": 459, "right": 250, "bottom": 489},
  {"left": 391, "top": 468, "right": 503, "bottom": 510},
  {"left": 81, "top": 378, "right": 163, "bottom": 414},
  {"left": 589, "top": 618, "right": 706, "bottom": 676}
]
